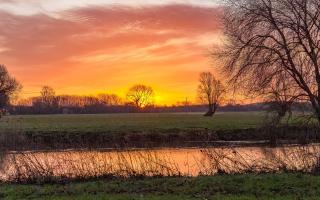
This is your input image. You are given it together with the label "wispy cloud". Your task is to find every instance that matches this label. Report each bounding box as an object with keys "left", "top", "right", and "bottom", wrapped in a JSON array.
[
  {"left": 0, "top": 0, "right": 220, "bottom": 16},
  {"left": 0, "top": 3, "right": 222, "bottom": 104}
]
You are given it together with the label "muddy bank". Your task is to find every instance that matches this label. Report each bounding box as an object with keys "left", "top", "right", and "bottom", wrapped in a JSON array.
[{"left": 0, "top": 126, "right": 319, "bottom": 151}]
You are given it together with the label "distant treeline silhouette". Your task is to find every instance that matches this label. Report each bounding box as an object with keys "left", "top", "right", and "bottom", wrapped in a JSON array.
[
  {"left": 9, "top": 104, "right": 266, "bottom": 115},
  {"left": 8, "top": 93, "right": 268, "bottom": 115}
]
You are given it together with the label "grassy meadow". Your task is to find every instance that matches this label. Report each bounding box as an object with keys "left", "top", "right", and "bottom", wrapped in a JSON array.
[
  {"left": 0, "top": 111, "right": 312, "bottom": 150},
  {"left": 0, "top": 112, "right": 264, "bottom": 135},
  {"left": 1, "top": 173, "right": 319, "bottom": 200}
]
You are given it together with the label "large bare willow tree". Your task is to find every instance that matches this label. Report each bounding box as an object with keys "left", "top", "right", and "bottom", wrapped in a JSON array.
[
  {"left": 198, "top": 72, "right": 225, "bottom": 117},
  {"left": 219, "top": 0, "right": 320, "bottom": 121}
]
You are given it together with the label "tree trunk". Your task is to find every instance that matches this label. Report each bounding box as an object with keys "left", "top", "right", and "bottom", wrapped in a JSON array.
[
  {"left": 310, "top": 98, "right": 320, "bottom": 125},
  {"left": 315, "top": 108, "right": 320, "bottom": 125},
  {"left": 204, "top": 104, "right": 216, "bottom": 117},
  {"left": 212, "top": 103, "right": 218, "bottom": 115},
  {"left": 277, "top": 105, "right": 287, "bottom": 119}
]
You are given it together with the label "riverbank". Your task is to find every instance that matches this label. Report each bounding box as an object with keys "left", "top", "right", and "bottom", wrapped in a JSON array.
[
  {"left": 1, "top": 173, "right": 319, "bottom": 199},
  {"left": 0, "top": 112, "right": 319, "bottom": 151},
  {"left": 1, "top": 126, "right": 319, "bottom": 151}
]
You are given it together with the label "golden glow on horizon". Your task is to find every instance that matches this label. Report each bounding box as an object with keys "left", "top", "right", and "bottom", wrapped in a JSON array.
[{"left": 0, "top": 4, "right": 223, "bottom": 105}]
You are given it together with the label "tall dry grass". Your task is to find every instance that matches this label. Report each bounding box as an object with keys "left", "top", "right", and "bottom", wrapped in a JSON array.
[
  {"left": 2, "top": 150, "right": 182, "bottom": 183},
  {"left": 201, "top": 145, "right": 320, "bottom": 175},
  {"left": 0, "top": 145, "right": 320, "bottom": 183}
]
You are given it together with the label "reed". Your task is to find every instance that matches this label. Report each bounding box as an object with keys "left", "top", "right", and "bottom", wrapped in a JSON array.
[
  {"left": 1, "top": 145, "right": 320, "bottom": 183},
  {"left": 201, "top": 145, "right": 320, "bottom": 175},
  {"left": 2, "top": 150, "right": 182, "bottom": 183}
]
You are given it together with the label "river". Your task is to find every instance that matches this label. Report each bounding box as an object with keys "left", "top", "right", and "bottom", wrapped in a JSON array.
[{"left": 0, "top": 144, "right": 319, "bottom": 181}]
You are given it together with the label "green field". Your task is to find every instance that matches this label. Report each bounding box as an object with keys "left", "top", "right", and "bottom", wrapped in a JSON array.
[
  {"left": 0, "top": 112, "right": 264, "bottom": 134},
  {"left": 1, "top": 173, "right": 319, "bottom": 200}
]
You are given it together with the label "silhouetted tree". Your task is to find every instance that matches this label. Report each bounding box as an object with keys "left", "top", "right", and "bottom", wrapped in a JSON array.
[
  {"left": 198, "top": 72, "right": 225, "bottom": 117},
  {"left": 97, "top": 94, "right": 123, "bottom": 106},
  {"left": 266, "top": 73, "right": 304, "bottom": 121},
  {"left": 126, "top": 84, "right": 155, "bottom": 109},
  {"left": 0, "top": 65, "right": 21, "bottom": 117},
  {"left": 30, "top": 86, "right": 59, "bottom": 113},
  {"left": 40, "top": 86, "right": 57, "bottom": 107},
  {"left": 218, "top": 0, "right": 320, "bottom": 122}
]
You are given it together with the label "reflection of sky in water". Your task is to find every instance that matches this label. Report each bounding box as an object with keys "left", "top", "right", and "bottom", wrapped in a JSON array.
[{"left": 1, "top": 145, "right": 319, "bottom": 181}]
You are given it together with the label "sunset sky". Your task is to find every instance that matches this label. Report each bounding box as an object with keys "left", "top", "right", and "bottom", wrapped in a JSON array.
[{"left": 0, "top": 0, "right": 223, "bottom": 105}]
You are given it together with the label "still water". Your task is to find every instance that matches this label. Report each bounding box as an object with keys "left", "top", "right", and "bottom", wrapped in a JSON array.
[{"left": 0, "top": 145, "right": 319, "bottom": 181}]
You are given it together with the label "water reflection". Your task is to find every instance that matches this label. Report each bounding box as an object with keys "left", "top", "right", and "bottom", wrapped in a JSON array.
[{"left": 0, "top": 145, "right": 319, "bottom": 182}]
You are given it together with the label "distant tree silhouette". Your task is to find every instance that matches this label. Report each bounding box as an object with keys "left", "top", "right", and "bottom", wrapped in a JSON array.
[
  {"left": 97, "top": 93, "right": 123, "bottom": 106},
  {"left": 0, "top": 65, "right": 21, "bottom": 117},
  {"left": 126, "top": 84, "right": 155, "bottom": 109},
  {"left": 30, "top": 86, "right": 59, "bottom": 113},
  {"left": 40, "top": 86, "right": 57, "bottom": 107},
  {"left": 198, "top": 72, "right": 225, "bottom": 117},
  {"left": 266, "top": 73, "right": 304, "bottom": 121}
]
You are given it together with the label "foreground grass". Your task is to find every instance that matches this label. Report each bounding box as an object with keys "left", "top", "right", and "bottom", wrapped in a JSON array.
[
  {"left": 0, "top": 112, "right": 263, "bottom": 134},
  {"left": 0, "top": 173, "right": 319, "bottom": 200}
]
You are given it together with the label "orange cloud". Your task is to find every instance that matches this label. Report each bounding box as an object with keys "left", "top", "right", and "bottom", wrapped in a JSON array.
[{"left": 0, "top": 5, "right": 223, "bottom": 105}]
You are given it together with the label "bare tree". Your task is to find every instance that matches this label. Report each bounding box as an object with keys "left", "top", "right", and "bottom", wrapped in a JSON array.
[
  {"left": 97, "top": 94, "right": 123, "bottom": 106},
  {"left": 40, "top": 86, "right": 57, "bottom": 108},
  {"left": 266, "top": 73, "right": 304, "bottom": 120},
  {"left": 126, "top": 84, "right": 155, "bottom": 108},
  {"left": 198, "top": 72, "right": 225, "bottom": 117},
  {"left": 0, "top": 65, "right": 21, "bottom": 117},
  {"left": 218, "top": 0, "right": 320, "bottom": 122}
]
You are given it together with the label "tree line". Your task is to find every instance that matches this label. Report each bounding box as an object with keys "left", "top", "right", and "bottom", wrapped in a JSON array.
[
  {"left": 0, "top": 60, "right": 228, "bottom": 116},
  {"left": 0, "top": 62, "right": 310, "bottom": 117},
  {"left": 8, "top": 84, "right": 156, "bottom": 114},
  {"left": 8, "top": 79, "right": 228, "bottom": 115},
  {"left": 0, "top": 63, "right": 260, "bottom": 115}
]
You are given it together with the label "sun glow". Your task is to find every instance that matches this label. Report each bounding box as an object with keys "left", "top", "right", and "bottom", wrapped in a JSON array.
[{"left": 0, "top": 1, "right": 223, "bottom": 105}]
